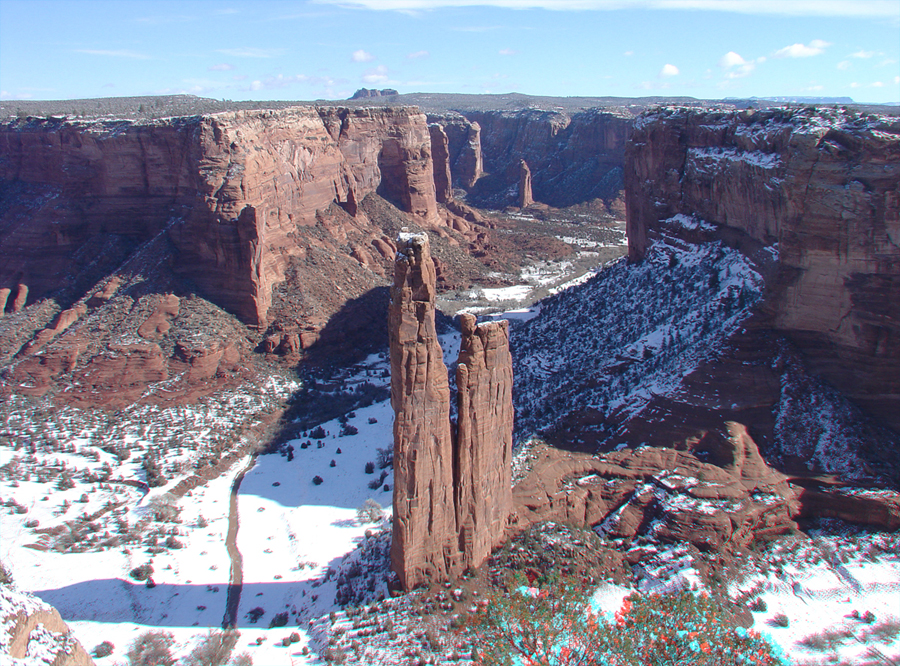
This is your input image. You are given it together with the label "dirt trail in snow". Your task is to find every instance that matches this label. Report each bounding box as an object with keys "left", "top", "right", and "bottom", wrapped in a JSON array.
[{"left": 222, "top": 455, "right": 256, "bottom": 628}]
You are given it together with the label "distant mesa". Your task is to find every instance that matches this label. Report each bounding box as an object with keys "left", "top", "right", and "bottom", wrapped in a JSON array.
[{"left": 350, "top": 88, "right": 400, "bottom": 100}]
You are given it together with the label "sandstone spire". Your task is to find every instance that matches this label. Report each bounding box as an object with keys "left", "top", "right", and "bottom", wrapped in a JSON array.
[
  {"left": 429, "top": 124, "right": 453, "bottom": 204},
  {"left": 389, "top": 232, "right": 460, "bottom": 589},
  {"left": 455, "top": 313, "right": 514, "bottom": 570},
  {"left": 518, "top": 159, "right": 533, "bottom": 208},
  {"left": 390, "top": 232, "right": 514, "bottom": 589}
]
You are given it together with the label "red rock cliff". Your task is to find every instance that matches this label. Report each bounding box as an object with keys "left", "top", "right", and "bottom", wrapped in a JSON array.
[
  {"left": 0, "top": 107, "right": 439, "bottom": 328},
  {"left": 625, "top": 107, "right": 900, "bottom": 431}
]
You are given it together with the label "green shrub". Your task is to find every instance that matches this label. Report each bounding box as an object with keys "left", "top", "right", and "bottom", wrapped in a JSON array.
[{"left": 470, "top": 577, "right": 785, "bottom": 666}]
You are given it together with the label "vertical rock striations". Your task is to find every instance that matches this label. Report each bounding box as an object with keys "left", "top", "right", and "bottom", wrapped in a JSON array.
[
  {"left": 389, "top": 232, "right": 459, "bottom": 589},
  {"left": 455, "top": 313, "right": 513, "bottom": 571},
  {"left": 390, "top": 233, "right": 514, "bottom": 589},
  {"left": 626, "top": 107, "right": 900, "bottom": 432},
  {"left": 518, "top": 160, "right": 533, "bottom": 208},
  {"left": 429, "top": 124, "right": 453, "bottom": 203}
]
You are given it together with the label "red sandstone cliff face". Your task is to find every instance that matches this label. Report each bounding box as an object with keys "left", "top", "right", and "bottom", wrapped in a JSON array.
[
  {"left": 0, "top": 107, "right": 440, "bottom": 329},
  {"left": 390, "top": 233, "right": 514, "bottom": 589},
  {"left": 455, "top": 314, "right": 513, "bottom": 571},
  {"left": 625, "top": 107, "right": 900, "bottom": 432},
  {"left": 431, "top": 108, "right": 632, "bottom": 209}
]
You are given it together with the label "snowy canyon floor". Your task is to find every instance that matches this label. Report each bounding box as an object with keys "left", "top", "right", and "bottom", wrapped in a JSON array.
[{"left": 2, "top": 210, "right": 899, "bottom": 666}]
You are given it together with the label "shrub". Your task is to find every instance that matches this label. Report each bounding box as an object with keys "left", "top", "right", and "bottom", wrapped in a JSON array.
[
  {"left": 364, "top": 461, "right": 375, "bottom": 474},
  {"left": 229, "top": 653, "right": 253, "bottom": 666},
  {"left": 357, "top": 499, "right": 384, "bottom": 523},
  {"left": 771, "top": 613, "right": 789, "bottom": 627},
  {"left": 330, "top": 460, "right": 337, "bottom": 468},
  {"left": 269, "top": 611, "right": 289, "bottom": 628},
  {"left": 312, "top": 475, "right": 324, "bottom": 486},
  {"left": 310, "top": 426, "right": 327, "bottom": 439},
  {"left": 184, "top": 629, "right": 239, "bottom": 666},
  {"left": 748, "top": 597, "right": 767, "bottom": 612},
  {"left": 57, "top": 471, "right": 75, "bottom": 490},
  {"left": 376, "top": 447, "right": 393, "bottom": 469},
  {"left": 126, "top": 630, "right": 175, "bottom": 666},
  {"left": 92, "top": 641, "right": 114, "bottom": 658},
  {"left": 129, "top": 563, "right": 154, "bottom": 581},
  {"left": 340, "top": 424, "right": 358, "bottom": 436},
  {"left": 247, "top": 607, "right": 265, "bottom": 623},
  {"left": 471, "top": 577, "right": 784, "bottom": 666}
]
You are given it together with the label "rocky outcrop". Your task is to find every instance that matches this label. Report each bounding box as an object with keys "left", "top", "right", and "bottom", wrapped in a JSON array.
[
  {"left": 625, "top": 107, "right": 900, "bottom": 432},
  {"left": 512, "top": 421, "right": 900, "bottom": 550},
  {"left": 517, "top": 160, "right": 533, "bottom": 208},
  {"left": 428, "top": 124, "right": 452, "bottom": 203},
  {"left": 1, "top": 585, "right": 95, "bottom": 665},
  {"left": 389, "top": 232, "right": 459, "bottom": 589},
  {"left": 432, "top": 108, "right": 632, "bottom": 209},
  {"left": 390, "top": 233, "right": 514, "bottom": 589},
  {"left": 455, "top": 314, "right": 514, "bottom": 570},
  {"left": 0, "top": 107, "right": 441, "bottom": 328}
]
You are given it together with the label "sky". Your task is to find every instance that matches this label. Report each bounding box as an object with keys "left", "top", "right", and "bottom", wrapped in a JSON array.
[{"left": 0, "top": 0, "right": 898, "bottom": 104}]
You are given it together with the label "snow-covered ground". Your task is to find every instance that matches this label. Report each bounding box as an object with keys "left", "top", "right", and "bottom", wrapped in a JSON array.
[{"left": 3, "top": 261, "right": 899, "bottom": 666}]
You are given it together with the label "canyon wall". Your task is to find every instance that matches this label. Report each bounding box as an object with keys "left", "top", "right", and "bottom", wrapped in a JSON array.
[
  {"left": 428, "top": 108, "right": 632, "bottom": 209},
  {"left": 0, "top": 107, "right": 439, "bottom": 328},
  {"left": 390, "top": 233, "right": 513, "bottom": 589},
  {"left": 625, "top": 107, "right": 900, "bottom": 431}
]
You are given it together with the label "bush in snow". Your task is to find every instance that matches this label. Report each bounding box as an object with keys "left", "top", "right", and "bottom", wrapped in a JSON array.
[
  {"left": 356, "top": 499, "right": 384, "bottom": 523},
  {"left": 310, "top": 426, "right": 327, "bottom": 439},
  {"left": 313, "top": 475, "right": 324, "bottom": 485},
  {"left": 376, "top": 447, "right": 393, "bottom": 470},
  {"left": 340, "top": 423, "right": 358, "bottom": 436},
  {"left": 247, "top": 607, "right": 265, "bottom": 623},
  {"left": 364, "top": 461, "right": 375, "bottom": 474},
  {"left": 0, "top": 560, "right": 12, "bottom": 586},
  {"left": 126, "top": 630, "right": 175, "bottom": 666},
  {"left": 92, "top": 641, "right": 114, "bottom": 658},
  {"left": 129, "top": 563, "right": 154, "bottom": 581},
  {"left": 184, "top": 629, "right": 240, "bottom": 666},
  {"left": 470, "top": 577, "right": 784, "bottom": 666}
]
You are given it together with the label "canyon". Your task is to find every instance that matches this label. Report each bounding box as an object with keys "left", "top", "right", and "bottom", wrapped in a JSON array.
[{"left": 1, "top": 95, "right": 899, "bottom": 664}]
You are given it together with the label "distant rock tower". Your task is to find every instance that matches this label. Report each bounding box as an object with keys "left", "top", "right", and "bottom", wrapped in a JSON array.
[
  {"left": 518, "top": 159, "right": 533, "bottom": 208},
  {"left": 389, "top": 232, "right": 513, "bottom": 590}
]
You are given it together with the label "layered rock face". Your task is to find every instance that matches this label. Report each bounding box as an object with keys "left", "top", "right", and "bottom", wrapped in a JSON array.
[
  {"left": 430, "top": 108, "right": 631, "bottom": 209},
  {"left": 0, "top": 107, "right": 439, "bottom": 328},
  {"left": 455, "top": 314, "right": 513, "bottom": 571},
  {"left": 389, "top": 232, "right": 459, "bottom": 588},
  {"left": 626, "top": 107, "right": 900, "bottom": 432},
  {"left": 390, "top": 233, "right": 513, "bottom": 589}
]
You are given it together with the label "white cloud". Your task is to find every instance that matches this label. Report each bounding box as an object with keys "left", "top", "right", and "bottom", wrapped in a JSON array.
[
  {"left": 837, "top": 60, "right": 851, "bottom": 70},
  {"left": 719, "top": 51, "right": 746, "bottom": 68},
  {"left": 75, "top": 49, "right": 151, "bottom": 60},
  {"left": 310, "top": 0, "right": 900, "bottom": 17},
  {"left": 362, "top": 64, "right": 389, "bottom": 84},
  {"left": 773, "top": 39, "right": 831, "bottom": 58},
  {"left": 895, "top": 76, "right": 900, "bottom": 84},
  {"left": 659, "top": 63, "right": 679, "bottom": 77},
  {"left": 208, "top": 63, "right": 235, "bottom": 71},
  {"left": 718, "top": 51, "right": 755, "bottom": 78},
  {"left": 872, "top": 81, "right": 884, "bottom": 87},
  {"left": 850, "top": 49, "right": 875, "bottom": 58},
  {"left": 407, "top": 50, "right": 429, "bottom": 59},
  {"left": 499, "top": 48, "right": 518, "bottom": 55},
  {"left": 352, "top": 49, "right": 375, "bottom": 62},
  {"left": 217, "top": 47, "right": 280, "bottom": 58},
  {"left": 623, "top": 50, "right": 634, "bottom": 56}
]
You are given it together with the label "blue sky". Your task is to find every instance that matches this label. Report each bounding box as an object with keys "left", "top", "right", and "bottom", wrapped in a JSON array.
[{"left": 1, "top": 0, "right": 898, "bottom": 103}]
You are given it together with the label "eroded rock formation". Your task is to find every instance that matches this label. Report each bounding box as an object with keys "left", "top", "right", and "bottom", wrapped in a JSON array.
[
  {"left": 390, "top": 233, "right": 513, "bottom": 589},
  {"left": 1, "top": 585, "right": 95, "bottom": 666},
  {"left": 626, "top": 107, "right": 900, "bottom": 432},
  {"left": 518, "top": 160, "right": 533, "bottom": 208}
]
